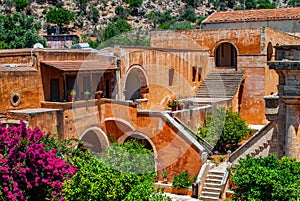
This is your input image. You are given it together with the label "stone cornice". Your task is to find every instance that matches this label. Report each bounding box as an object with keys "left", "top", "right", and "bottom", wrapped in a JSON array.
[{"left": 268, "top": 61, "right": 300, "bottom": 70}]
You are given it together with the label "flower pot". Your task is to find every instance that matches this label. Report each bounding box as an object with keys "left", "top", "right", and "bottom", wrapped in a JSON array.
[
  {"left": 171, "top": 105, "right": 177, "bottom": 111},
  {"left": 163, "top": 177, "right": 168, "bottom": 184}
]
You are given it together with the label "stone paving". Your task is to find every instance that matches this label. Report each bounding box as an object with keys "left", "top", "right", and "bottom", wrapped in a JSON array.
[{"left": 164, "top": 193, "right": 199, "bottom": 201}]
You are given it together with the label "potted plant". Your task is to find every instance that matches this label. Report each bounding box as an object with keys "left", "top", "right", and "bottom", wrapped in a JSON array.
[
  {"left": 83, "top": 90, "right": 90, "bottom": 100},
  {"left": 162, "top": 169, "right": 168, "bottom": 184},
  {"left": 172, "top": 170, "right": 193, "bottom": 195},
  {"left": 168, "top": 99, "right": 178, "bottom": 111},
  {"left": 68, "top": 89, "right": 76, "bottom": 102}
]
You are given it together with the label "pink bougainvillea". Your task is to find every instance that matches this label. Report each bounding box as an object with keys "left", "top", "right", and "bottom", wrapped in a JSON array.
[{"left": 0, "top": 121, "right": 76, "bottom": 201}]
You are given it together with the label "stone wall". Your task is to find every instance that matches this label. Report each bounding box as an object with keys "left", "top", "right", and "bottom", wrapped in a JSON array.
[{"left": 117, "top": 47, "right": 209, "bottom": 110}]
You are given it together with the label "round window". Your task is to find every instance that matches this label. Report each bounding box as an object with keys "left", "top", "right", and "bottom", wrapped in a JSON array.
[{"left": 11, "top": 92, "right": 21, "bottom": 107}]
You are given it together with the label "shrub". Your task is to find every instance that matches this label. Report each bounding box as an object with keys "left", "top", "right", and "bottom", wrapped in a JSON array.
[
  {"left": 196, "top": 16, "right": 207, "bottom": 25},
  {"left": 124, "top": 0, "right": 143, "bottom": 7},
  {"left": 288, "top": 0, "right": 300, "bottom": 7},
  {"left": 232, "top": 154, "right": 300, "bottom": 200},
  {"left": 63, "top": 140, "right": 170, "bottom": 201},
  {"left": 180, "top": 8, "right": 197, "bottom": 22},
  {"left": 14, "top": 0, "right": 29, "bottom": 12},
  {"left": 46, "top": 6, "right": 74, "bottom": 27},
  {"left": 169, "top": 21, "right": 194, "bottom": 30},
  {"left": 115, "top": 5, "right": 130, "bottom": 19},
  {"left": 198, "top": 108, "right": 253, "bottom": 152},
  {"left": 0, "top": 122, "right": 76, "bottom": 201},
  {"left": 102, "top": 19, "right": 131, "bottom": 41},
  {"left": 172, "top": 171, "right": 193, "bottom": 189}
]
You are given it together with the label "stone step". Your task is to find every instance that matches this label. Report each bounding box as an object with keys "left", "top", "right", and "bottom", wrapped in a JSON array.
[
  {"left": 204, "top": 183, "right": 222, "bottom": 189},
  {"left": 201, "top": 191, "right": 221, "bottom": 198},
  {"left": 205, "top": 178, "right": 222, "bottom": 184},
  {"left": 208, "top": 170, "right": 225, "bottom": 176},
  {"left": 202, "top": 187, "right": 222, "bottom": 193},
  {"left": 207, "top": 174, "right": 223, "bottom": 180},
  {"left": 199, "top": 195, "right": 220, "bottom": 201}
]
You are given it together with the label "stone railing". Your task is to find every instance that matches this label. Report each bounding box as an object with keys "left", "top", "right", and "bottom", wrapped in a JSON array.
[{"left": 229, "top": 122, "right": 275, "bottom": 167}]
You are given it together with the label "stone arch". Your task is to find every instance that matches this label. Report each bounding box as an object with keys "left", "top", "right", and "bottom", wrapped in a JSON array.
[
  {"left": 124, "top": 65, "right": 149, "bottom": 100},
  {"left": 80, "top": 126, "right": 110, "bottom": 153},
  {"left": 118, "top": 131, "right": 158, "bottom": 171},
  {"left": 267, "top": 42, "right": 273, "bottom": 61},
  {"left": 214, "top": 42, "right": 238, "bottom": 70}
]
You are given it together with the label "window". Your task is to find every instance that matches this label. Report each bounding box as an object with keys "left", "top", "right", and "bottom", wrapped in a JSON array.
[
  {"left": 169, "top": 68, "right": 174, "bottom": 86},
  {"left": 192, "top": 66, "right": 197, "bottom": 82}
]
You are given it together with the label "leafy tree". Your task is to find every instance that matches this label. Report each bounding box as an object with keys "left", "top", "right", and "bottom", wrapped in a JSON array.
[
  {"left": 169, "top": 21, "right": 194, "bottom": 30},
  {"left": 232, "top": 154, "right": 300, "bottom": 200},
  {"left": 63, "top": 140, "right": 170, "bottom": 201},
  {"left": 115, "top": 5, "right": 130, "bottom": 19},
  {"left": 0, "top": 122, "right": 76, "bottom": 201},
  {"left": 46, "top": 7, "right": 74, "bottom": 27},
  {"left": 14, "top": 0, "right": 29, "bottom": 12},
  {"left": 0, "top": 12, "right": 46, "bottom": 49},
  {"left": 212, "top": 0, "right": 236, "bottom": 11},
  {"left": 239, "top": 0, "right": 257, "bottom": 9},
  {"left": 198, "top": 108, "right": 253, "bottom": 152},
  {"left": 124, "top": 0, "right": 143, "bottom": 7},
  {"left": 196, "top": 16, "right": 207, "bottom": 25},
  {"left": 183, "top": 0, "right": 198, "bottom": 7},
  {"left": 102, "top": 19, "right": 131, "bottom": 41},
  {"left": 257, "top": 0, "right": 276, "bottom": 8},
  {"left": 146, "top": 10, "right": 174, "bottom": 29},
  {"left": 288, "top": 0, "right": 300, "bottom": 7},
  {"left": 75, "top": 0, "right": 88, "bottom": 14},
  {"left": 180, "top": 8, "right": 197, "bottom": 22},
  {"left": 4, "top": 0, "right": 14, "bottom": 13}
]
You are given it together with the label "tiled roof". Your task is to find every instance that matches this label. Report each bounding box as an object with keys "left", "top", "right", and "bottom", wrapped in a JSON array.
[
  {"left": 202, "top": 7, "right": 300, "bottom": 24},
  {"left": 41, "top": 60, "right": 117, "bottom": 72}
]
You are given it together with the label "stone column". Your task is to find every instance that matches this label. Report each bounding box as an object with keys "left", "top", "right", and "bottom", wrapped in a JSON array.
[{"left": 283, "top": 99, "right": 300, "bottom": 160}]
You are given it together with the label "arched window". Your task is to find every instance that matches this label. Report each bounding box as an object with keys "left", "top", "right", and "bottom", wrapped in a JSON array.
[{"left": 267, "top": 42, "right": 273, "bottom": 61}]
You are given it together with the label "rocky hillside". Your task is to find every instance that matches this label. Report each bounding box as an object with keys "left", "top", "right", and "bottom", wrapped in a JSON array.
[{"left": 0, "top": 0, "right": 293, "bottom": 40}]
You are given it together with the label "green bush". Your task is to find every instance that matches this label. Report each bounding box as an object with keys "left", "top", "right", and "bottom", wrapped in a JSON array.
[
  {"left": 46, "top": 6, "right": 74, "bottom": 27},
  {"left": 63, "top": 140, "right": 171, "bottom": 201},
  {"left": 180, "top": 8, "right": 197, "bottom": 22},
  {"left": 124, "top": 0, "right": 143, "bottom": 7},
  {"left": 172, "top": 171, "right": 193, "bottom": 189},
  {"left": 169, "top": 21, "right": 194, "bottom": 30},
  {"left": 102, "top": 19, "right": 131, "bottom": 41},
  {"left": 232, "top": 154, "right": 300, "bottom": 200},
  {"left": 198, "top": 108, "right": 253, "bottom": 152},
  {"left": 14, "top": 0, "right": 29, "bottom": 11},
  {"left": 288, "top": 0, "right": 300, "bottom": 7},
  {"left": 0, "top": 12, "right": 46, "bottom": 49},
  {"left": 196, "top": 16, "right": 207, "bottom": 25},
  {"left": 115, "top": 5, "right": 130, "bottom": 19}
]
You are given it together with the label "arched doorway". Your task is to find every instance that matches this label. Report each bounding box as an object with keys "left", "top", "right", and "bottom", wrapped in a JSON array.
[
  {"left": 80, "top": 127, "right": 110, "bottom": 153},
  {"left": 215, "top": 42, "right": 237, "bottom": 69},
  {"left": 124, "top": 134, "right": 153, "bottom": 151},
  {"left": 124, "top": 66, "right": 148, "bottom": 100},
  {"left": 118, "top": 131, "right": 158, "bottom": 171}
]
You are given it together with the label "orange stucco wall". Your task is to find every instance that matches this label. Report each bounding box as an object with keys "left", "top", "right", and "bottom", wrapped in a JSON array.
[{"left": 117, "top": 47, "right": 209, "bottom": 109}]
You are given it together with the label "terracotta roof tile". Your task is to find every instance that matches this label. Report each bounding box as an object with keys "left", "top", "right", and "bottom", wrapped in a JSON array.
[
  {"left": 41, "top": 60, "right": 117, "bottom": 72},
  {"left": 202, "top": 7, "right": 300, "bottom": 24}
]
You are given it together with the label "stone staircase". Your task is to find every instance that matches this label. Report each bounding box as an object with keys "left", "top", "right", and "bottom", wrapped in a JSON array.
[
  {"left": 229, "top": 122, "right": 276, "bottom": 167},
  {"left": 199, "top": 163, "right": 228, "bottom": 201},
  {"left": 194, "top": 70, "right": 245, "bottom": 99}
]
